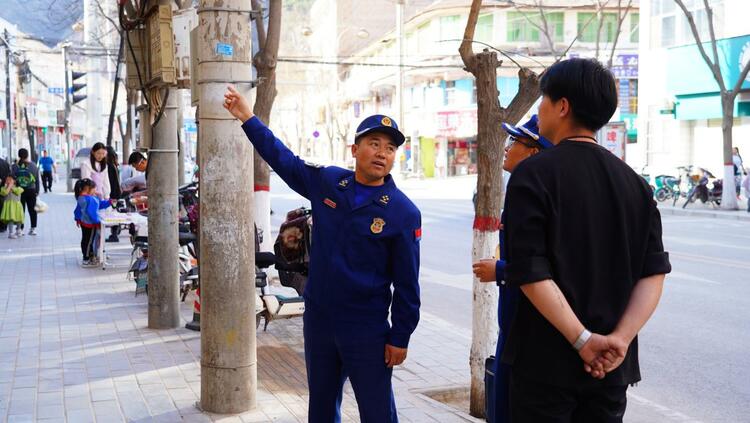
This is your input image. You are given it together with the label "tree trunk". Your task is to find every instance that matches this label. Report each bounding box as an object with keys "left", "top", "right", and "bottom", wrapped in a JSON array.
[
  {"left": 252, "top": 0, "right": 281, "bottom": 253},
  {"left": 720, "top": 94, "right": 739, "bottom": 210},
  {"left": 468, "top": 51, "right": 502, "bottom": 419}
]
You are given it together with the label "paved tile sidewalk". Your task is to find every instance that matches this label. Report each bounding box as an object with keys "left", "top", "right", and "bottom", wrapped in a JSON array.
[{"left": 0, "top": 183, "right": 479, "bottom": 422}]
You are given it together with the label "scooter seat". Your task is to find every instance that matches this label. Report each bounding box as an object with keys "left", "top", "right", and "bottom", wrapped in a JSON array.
[
  {"left": 276, "top": 295, "right": 304, "bottom": 303},
  {"left": 266, "top": 285, "right": 301, "bottom": 299}
]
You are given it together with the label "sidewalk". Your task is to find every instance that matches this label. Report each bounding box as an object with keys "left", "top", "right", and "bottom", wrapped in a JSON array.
[
  {"left": 657, "top": 201, "right": 750, "bottom": 221},
  {"left": 0, "top": 180, "right": 479, "bottom": 422}
]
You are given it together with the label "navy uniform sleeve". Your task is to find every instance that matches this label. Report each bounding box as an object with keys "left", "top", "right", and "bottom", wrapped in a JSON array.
[
  {"left": 241, "top": 117, "right": 321, "bottom": 199},
  {"left": 495, "top": 259, "right": 506, "bottom": 286},
  {"left": 388, "top": 208, "right": 421, "bottom": 348},
  {"left": 504, "top": 165, "right": 553, "bottom": 286},
  {"left": 641, "top": 201, "right": 671, "bottom": 278}
]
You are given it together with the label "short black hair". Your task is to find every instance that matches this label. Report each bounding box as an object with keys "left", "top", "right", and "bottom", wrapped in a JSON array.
[
  {"left": 128, "top": 151, "right": 146, "bottom": 166},
  {"left": 539, "top": 58, "right": 617, "bottom": 132},
  {"left": 18, "top": 148, "right": 28, "bottom": 160}
]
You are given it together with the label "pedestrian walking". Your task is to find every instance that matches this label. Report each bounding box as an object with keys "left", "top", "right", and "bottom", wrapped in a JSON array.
[
  {"left": 11, "top": 148, "right": 40, "bottom": 236},
  {"left": 224, "top": 85, "right": 421, "bottom": 423},
  {"left": 74, "top": 178, "right": 112, "bottom": 267},
  {"left": 80, "top": 142, "right": 110, "bottom": 200},
  {"left": 733, "top": 147, "right": 746, "bottom": 198},
  {"left": 501, "top": 58, "right": 671, "bottom": 423},
  {"left": 38, "top": 150, "right": 56, "bottom": 193},
  {"left": 0, "top": 156, "right": 10, "bottom": 233},
  {"left": 1, "top": 176, "right": 24, "bottom": 239},
  {"left": 106, "top": 146, "right": 122, "bottom": 242},
  {"left": 471, "top": 114, "right": 553, "bottom": 423}
]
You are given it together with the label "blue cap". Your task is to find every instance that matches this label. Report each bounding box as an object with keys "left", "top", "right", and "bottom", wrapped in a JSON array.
[
  {"left": 354, "top": 114, "right": 406, "bottom": 146},
  {"left": 501, "top": 115, "right": 553, "bottom": 149}
]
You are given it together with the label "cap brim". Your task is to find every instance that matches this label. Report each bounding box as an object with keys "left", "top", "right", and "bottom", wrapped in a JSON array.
[
  {"left": 355, "top": 127, "right": 405, "bottom": 146},
  {"left": 501, "top": 123, "right": 525, "bottom": 139}
]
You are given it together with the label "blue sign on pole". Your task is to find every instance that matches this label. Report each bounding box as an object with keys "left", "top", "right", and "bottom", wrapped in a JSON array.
[
  {"left": 48, "top": 87, "right": 64, "bottom": 94},
  {"left": 215, "top": 43, "right": 234, "bottom": 57}
]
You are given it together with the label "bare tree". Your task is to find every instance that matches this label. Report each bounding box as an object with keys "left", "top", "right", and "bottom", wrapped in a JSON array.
[
  {"left": 251, "top": 0, "right": 282, "bottom": 251},
  {"left": 607, "top": 0, "right": 634, "bottom": 68},
  {"left": 459, "top": 0, "right": 543, "bottom": 417},
  {"left": 674, "top": 0, "right": 749, "bottom": 210},
  {"left": 335, "top": 103, "right": 352, "bottom": 164}
]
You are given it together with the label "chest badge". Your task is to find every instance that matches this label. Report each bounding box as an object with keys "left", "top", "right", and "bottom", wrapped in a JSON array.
[
  {"left": 324, "top": 198, "right": 337, "bottom": 209},
  {"left": 338, "top": 179, "right": 350, "bottom": 188},
  {"left": 370, "top": 218, "right": 386, "bottom": 234},
  {"left": 379, "top": 195, "right": 390, "bottom": 205}
]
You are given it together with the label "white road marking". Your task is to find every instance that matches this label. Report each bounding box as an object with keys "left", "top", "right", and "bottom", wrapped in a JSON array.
[
  {"left": 667, "top": 271, "right": 722, "bottom": 285},
  {"left": 627, "top": 392, "right": 704, "bottom": 423}
]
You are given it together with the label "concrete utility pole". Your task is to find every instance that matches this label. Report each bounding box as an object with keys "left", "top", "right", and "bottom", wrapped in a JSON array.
[
  {"left": 147, "top": 87, "right": 181, "bottom": 329},
  {"left": 197, "top": 0, "right": 256, "bottom": 413},
  {"left": 177, "top": 95, "right": 185, "bottom": 185}
]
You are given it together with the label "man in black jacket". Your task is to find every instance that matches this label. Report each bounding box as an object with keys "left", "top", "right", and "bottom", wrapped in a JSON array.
[{"left": 502, "top": 59, "right": 671, "bottom": 422}]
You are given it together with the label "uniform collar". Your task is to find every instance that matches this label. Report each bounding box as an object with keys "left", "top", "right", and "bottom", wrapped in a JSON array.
[{"left": 338, "top": 174, "right": 395, "bottom": 210}]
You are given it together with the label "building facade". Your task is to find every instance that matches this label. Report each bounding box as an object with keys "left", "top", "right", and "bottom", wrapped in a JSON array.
[
  {"left": 340, "top": 0, "right": 640, "bottom": 177},
  {"left": 633, "top": 0, "right": 750, "bottom": 177}
]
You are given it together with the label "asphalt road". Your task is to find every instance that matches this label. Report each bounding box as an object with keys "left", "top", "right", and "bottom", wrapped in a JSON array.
[{"left": 268, "top": 173, "right": 749, "bottom": 423}]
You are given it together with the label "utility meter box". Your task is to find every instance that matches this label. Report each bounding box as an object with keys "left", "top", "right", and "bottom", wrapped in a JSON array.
[
  {"left": 125, "top": 28, "right": 148, "bottom": 90},
  {"left": 173, "top": 8, "right": 198, "bottom": 89},
  {"left": 147, "top": 4, "right": 176, "bottom": 86}
]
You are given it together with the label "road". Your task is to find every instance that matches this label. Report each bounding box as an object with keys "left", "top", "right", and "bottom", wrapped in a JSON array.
[{"left": 268, "top": 172, "right": 749, "bottom": 423}]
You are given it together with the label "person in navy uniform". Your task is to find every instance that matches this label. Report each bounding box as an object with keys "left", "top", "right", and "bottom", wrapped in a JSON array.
[
  {"left": 223, "top": 86, "right": 421, "bottom": 423},
  {"left": 472, "top": 115, "right": 553, "bottom": 423}
]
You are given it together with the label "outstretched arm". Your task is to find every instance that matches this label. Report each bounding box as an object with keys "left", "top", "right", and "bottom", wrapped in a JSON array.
[{"left": 224, "top": 86, "right": 321, "bottom": 199}]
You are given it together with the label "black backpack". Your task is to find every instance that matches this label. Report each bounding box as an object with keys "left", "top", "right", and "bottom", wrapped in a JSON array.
[{"left": 15, "top": 164, "right": 36, "bottom": 190}]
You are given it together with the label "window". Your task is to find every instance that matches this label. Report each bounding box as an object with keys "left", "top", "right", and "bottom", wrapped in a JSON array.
[
  {"left": 440, "top": 15, "right": 462, "bottom": 40},
  {"left": 476, "top": 14, "right": 494, "bottom": 44},
  {"left": 661, "top": 15, "right": 675, "bottom": 47},
  {"left": 630, "top": 13, "right": 639, "bottom": 43},
  {"left": 577, "top": 12, "right": 619, "bottom": 43},
  {"left": 507, "top": 12, "right": 564, "bottom": 43},
  {"left": 444, "top": 80, "right": 457, "bottom": 105}
]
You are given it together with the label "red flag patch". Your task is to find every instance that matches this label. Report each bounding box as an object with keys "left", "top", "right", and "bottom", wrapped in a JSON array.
[
  {"left": 324, "top": 198, "right": 337, "bottom": 209},
  {"left": 414, "top": 228, "right": 422, "bottom": 241}
]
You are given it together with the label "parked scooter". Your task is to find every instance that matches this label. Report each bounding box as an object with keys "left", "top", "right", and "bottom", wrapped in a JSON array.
[
  {"left": 683, "top": 168, "right": 722, "bottom": 208},
  {"left": 653, "top": 174, "right": 681, "bottom": 202},
  {"left": 254, "top": 207, "right": 311, "bottom": 330}
]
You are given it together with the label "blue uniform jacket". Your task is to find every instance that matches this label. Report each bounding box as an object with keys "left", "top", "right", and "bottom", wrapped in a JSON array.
[{"left": 242, "top": 117, "right": 421, "bottom": 348}]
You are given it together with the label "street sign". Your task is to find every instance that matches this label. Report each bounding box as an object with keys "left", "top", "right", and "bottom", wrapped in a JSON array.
[{"left": 48, "top": 87, "right": 64, "bottom": 94}]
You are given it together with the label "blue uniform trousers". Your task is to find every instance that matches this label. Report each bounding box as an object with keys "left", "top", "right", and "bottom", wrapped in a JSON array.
[
  {"left": 303, "top": 305, "right": 398, "bottom": 423},
  {"left": 491, "top": 283, "right": 520, "bottom": 423}
]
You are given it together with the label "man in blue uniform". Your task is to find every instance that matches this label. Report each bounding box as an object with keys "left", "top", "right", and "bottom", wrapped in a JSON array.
[{"left": 223, "top": 86, "right": 421, "bottom": 423}]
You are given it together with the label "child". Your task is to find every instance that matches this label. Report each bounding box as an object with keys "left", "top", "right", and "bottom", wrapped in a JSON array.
[
  {"left": 74, "top": 178, "right": 112, "bottom": 267},
  {"left": 0, "top": 176, "right": 24, "bottom": 239}
]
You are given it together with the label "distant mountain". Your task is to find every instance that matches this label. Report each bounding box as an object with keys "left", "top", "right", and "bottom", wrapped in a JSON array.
[{"left": 0, "top": 0, "right": 82, "bottom": 46}]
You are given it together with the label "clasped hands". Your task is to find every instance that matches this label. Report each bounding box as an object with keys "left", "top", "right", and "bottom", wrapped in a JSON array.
[{"left": 577, "top": 332, "right": 630, "bottom": 379}]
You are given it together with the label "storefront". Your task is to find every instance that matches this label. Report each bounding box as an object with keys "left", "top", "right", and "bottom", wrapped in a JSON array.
[{"left": 436, "top": 109, "right": 479, "bottom": 177}]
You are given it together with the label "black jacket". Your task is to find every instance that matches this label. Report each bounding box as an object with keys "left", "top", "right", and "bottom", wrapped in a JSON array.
[{"left": 108, "top": 162, "right": 122, "bottom": 199}]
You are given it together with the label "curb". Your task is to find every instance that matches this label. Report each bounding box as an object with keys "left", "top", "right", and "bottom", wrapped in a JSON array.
[{"left": 657, "top": 205, "right": 750, "bottom": 222}]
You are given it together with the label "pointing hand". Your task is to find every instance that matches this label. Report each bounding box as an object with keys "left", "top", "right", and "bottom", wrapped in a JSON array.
[{"left": 223, "top": 85, "right": 254, "bottom": 122}]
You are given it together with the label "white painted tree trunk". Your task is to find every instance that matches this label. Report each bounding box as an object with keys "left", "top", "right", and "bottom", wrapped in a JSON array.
[
  {"left": 470, "top": 229, "right": 499, "bottom": 413},
  {"left": 254, "top": 189, "right": 273, "bottom": 252},
  {"left": 721, "top": 164, "right": 738, "bottom": 210}
]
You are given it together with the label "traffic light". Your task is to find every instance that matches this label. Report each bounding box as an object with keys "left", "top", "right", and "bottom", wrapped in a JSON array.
[{"left": 70, "top": 71, "right": 87, "bottom": 104}]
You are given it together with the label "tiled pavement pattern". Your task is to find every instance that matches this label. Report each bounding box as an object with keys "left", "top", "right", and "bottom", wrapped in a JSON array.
[{"left": 0, "top": 184, "right": 478, "bottom": 422}]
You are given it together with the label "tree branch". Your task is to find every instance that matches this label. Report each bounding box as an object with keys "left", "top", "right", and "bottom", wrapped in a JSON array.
[
  {"left": 731, "top": 58, "right": 750, "bottom": 97},
  {"left": 251, "top": 0, "right": 267, "bottom": 51},
  {"left": 459, "top": 0, "right": 482, "bottom": 71},
  {"left": 703, "top": 0, "right": 721, "bottom": 75},
  {"left": 607, "top": 0, "right": 633, "bottom": 68},
  {"left": 509, "top": 0, "right": 558, "bottom": 60},
  {"left": 674, "top": 0, "right": 726, "bottom": 92}
]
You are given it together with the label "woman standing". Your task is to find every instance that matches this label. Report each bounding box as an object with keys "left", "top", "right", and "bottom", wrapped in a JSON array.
[
  {"left": 80, "top": 143, "right": 110, "bottom": 200},
  {"left": 106, "top": 146, "right": 122, "bottom": 242},
  {"left": 11, "top": 148, "right": 41, "bottom": 236},
  {"left": 471, "top": 115, "right": 553, "bottom": 423}
]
